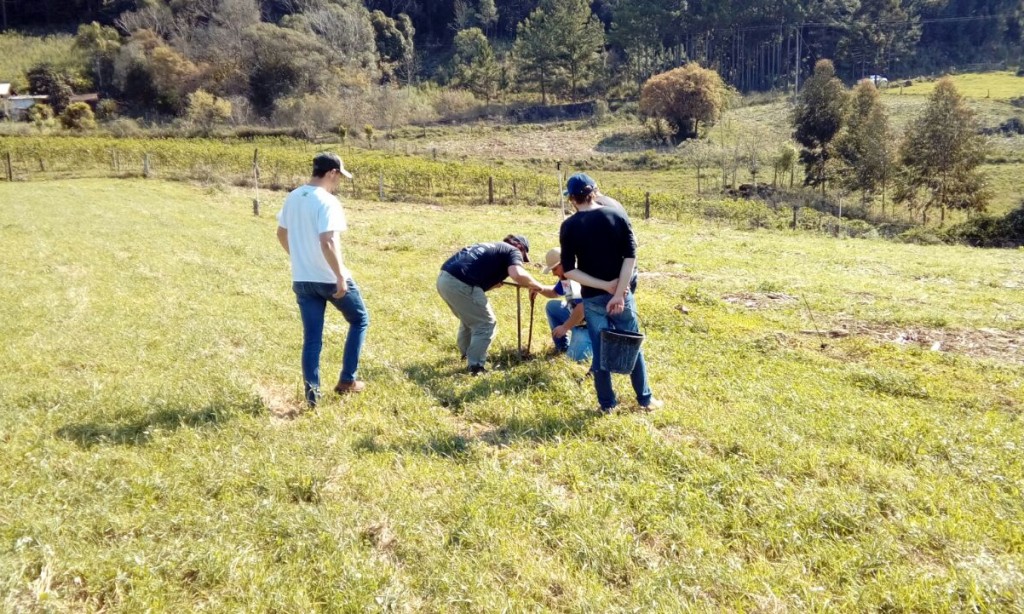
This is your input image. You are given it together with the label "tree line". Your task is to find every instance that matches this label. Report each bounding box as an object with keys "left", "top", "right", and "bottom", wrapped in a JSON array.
[{"left": 3, "top": 0, "right": 1022, "bottom": 100}]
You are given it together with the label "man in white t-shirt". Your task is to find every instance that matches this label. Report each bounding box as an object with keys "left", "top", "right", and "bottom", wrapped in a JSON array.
[{"left": 277, "top": 152, "right": 369, "bottom": 407}]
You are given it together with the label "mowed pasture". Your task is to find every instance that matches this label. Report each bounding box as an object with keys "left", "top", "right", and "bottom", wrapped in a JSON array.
[{"left": 1, "top": 179, "right": 1023, "bottom": 612}]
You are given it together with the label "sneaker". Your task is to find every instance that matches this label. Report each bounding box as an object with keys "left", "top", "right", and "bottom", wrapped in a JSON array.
[
  {"left": 469, "top": 365, "right": 487, "bottom": 376},
  {"left": 334, "top": 380, "right": 366, "bottom": 394},
  {"left": 640, "top": 398, "right": 664, "bottom": 410},
  {"left": 597, "top": 406, "right": 615, "bottom": 415}
]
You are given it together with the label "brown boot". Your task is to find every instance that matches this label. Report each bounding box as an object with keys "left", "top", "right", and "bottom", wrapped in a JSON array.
[{"left": 334, "top": 380, "right": 366, "bottom": 394}]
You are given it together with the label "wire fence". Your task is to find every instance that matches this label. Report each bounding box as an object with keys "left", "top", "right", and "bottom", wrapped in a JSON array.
[{"left": 0, "top": 135, "right": 872, "bottom": 236}]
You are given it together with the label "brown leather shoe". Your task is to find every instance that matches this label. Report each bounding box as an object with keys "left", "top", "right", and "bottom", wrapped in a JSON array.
[{"left": 334, "top": 380, "right": 366, "bottom": 394}]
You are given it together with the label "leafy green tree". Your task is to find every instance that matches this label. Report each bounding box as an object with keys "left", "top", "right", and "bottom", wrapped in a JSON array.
[
  {"left": 450, "top": 28, "right": 500, "bottom": 102},
  {"left": 773, "top": 143, "right": 798, "bottom": 188},
  {"left": 896, "top": 78, "right": 989, "bottom": 225},
  {"left": 242, "top": 23, "right": 334, "bottom": 116},
  {"left": 835, "top": 81, "right": 895, "bottom": 209},
  {"left": 26, "top": 64, "right": 74, "bottom": 113},
  {"left": 639, "top": 63, "right": 729, "bottom": 141},
  {"left": 511, "top": 2, "right": 562, "bottom": 104},
  {"left": 74, "top": 21, "right": 122, "bottom": 93},
  {"left": 792, "top": 59, "right": 848, "bottom": 192},
  {"left": 60, "top": 102, "right": 97, "bottom": 131},
  {"left": 370, "top": 10, "right": 416, "bottom": 83}
]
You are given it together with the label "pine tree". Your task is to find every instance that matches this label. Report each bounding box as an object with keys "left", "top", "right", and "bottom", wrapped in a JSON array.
[
  {"left": 512, "top": 0, "right": 604, "bottom": 103},
  {"left": 450, "top": 28, "right": 500, "bottom": 102},
  {"left": 896, "top": 78, "right": 989, "bottom": 225}
]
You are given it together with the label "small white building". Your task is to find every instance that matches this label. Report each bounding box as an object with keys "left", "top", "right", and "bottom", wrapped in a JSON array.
[
  {"left": 0, "top": 82, "right": 11, "bottom": 118},
  {"left": 7, "top": 95, "right": 49, "bottom": 121}
]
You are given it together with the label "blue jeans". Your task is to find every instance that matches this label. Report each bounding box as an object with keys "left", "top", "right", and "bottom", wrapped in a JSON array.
[
  {"left": 583, "top": 292, "right": 652, "bottom": 411},
  {"left": 293, "top": 280, "right": 370, "bottom": 406},
  {"left": 545, "top": 300, "right": 592, "bottom": 361}
]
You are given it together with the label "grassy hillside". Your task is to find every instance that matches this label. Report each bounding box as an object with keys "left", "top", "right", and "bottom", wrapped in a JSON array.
[
  {"left": 0, "top": 32, "right": 83, "bottom": 90},
  {"left": 1, "top": 179, "right": 1022, "bottom": 611}
]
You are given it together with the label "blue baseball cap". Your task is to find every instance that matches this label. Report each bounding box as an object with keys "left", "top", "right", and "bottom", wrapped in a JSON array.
[{"left": 563, "top": 172, "right": 597, "bottom": 199}]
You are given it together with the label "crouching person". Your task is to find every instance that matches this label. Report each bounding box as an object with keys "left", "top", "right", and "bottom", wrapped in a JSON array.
[{"left": 534, "top": 247, "right": 592, "bottom": 362}]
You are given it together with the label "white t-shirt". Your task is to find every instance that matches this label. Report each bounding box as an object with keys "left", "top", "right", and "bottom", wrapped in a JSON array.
[{"left": 277, "top": 185, "right": 351, "bottom": 283}]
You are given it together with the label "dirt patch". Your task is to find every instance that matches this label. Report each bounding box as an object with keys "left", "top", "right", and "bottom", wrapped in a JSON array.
[
  {"left": 723, "top": 292, "right": 798, "bottom": 309},
  {"left": 254, "top": 382, "right": 304, "bottom": 421},
  {"left": 803, "top": 321, "right": 1023, "bottom": 363},
  {"left": 361, "top": 521, "right": 398, "bottom": 553}
]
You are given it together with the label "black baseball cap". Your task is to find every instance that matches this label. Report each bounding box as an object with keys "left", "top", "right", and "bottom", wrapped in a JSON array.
[
  {"left": 312, "top": 152, "right": 353, "bottom": 178},
  {"left": 505, "top": 234, "right": 530, "bottom": 262}
]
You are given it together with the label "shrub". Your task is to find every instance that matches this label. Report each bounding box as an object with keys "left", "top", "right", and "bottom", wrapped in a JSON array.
[
  {"left": 186, "top": 90, "right": 232, "bottom": 134},
  {"left": 26, "top": 103, "right": 55, "bottom": 128},
  {"left": 431, "top": 88, "right": 483, "bottom": 122},
  {"left": 640, "top": 63, "right": 730, "bottom": 141},
  {"left": 945, "top": 204, "right": 1024, "bottom": 247},
  {"left": 590, "top": 99, "right": 609, "bottom": 126},
  {"left": 272, "top": 94, "right": 342, "bottom": 139},
  {"left": 95, "top": 99, "right": 119, "bottom": 121},
  {"left": 105, "top": 117, "right": 141, "bottom": 138},
  {"left": 897, "top": 227, "right": 946, "bottom": 245},
  {"left": 60, "top": 102, "right": 97, "bottom": 130},
  {"left": 1017, "top": 67, "right": 1024, "bottom": 77}
]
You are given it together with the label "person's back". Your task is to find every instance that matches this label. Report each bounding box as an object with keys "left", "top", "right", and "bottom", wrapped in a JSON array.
[
  {"left": 441, "top": 242, "right": 522, "bottom": 290},
  {"left": 279, "top": 185, "right": 349, "bottom": 283},
  {"left": 559, "top": 206, "right": 635, "bottom": 298}
]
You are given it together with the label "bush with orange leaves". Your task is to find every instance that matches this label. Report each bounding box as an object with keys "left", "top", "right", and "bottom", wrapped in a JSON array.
[{"left": 639, "top": 63, "right": 730, "bottom": 142}]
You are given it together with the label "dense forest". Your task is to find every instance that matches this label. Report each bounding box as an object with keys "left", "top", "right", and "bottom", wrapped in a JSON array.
[{"left": 2, "top": 0, "right": 1022, "bottom": 124}]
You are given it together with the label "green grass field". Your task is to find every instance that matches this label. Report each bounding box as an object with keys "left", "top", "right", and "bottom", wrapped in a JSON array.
[
  {"left": 884, "top": 71, "right": 1024, "bottom": 101},
  {"left": 2, "top": 178, "right": 1022, "bottom": 611}
]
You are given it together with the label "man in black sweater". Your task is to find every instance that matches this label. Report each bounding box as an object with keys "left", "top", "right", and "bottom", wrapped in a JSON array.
[
  {"left": 437, "top": 235, "right": 545, "bottom": 374},
  {"left": 560, "top": 173, "right": 662, "bottom": 413}
]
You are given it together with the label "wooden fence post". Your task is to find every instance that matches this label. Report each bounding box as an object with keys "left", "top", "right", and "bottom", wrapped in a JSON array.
[
  {"left": 792, "top": 206, "right": 798, "bottom": 229},
  {"left": 644, "top": 192, "right": 651, "bottom": 220},
  {"left": 378, "top": 171, "right": 384, "bottom": 201},
  {"left": 252, "top": 148, "right": 261, "bottom": 216},
  {"left": 38, "top": 157, "right": 45, "bottom": 172},
  {"left": 488, "top": 176, "right": 494, "bottom": 204},
  {"left": 4, "top": 152, "right": 12, "bottom": 182},
  {"left": 512, "top": 181, "right": 517, "bottom": 201},
  {"left": 143, "top": 153, "right": 151, "bottom": 178},
  {"left": 432, "top": 148, "right": 437, "bottom": 160}
]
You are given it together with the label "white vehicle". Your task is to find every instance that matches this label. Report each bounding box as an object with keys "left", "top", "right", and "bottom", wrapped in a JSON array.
[{"left": 867, "top": 75, "right": 889, "bottom": 88}]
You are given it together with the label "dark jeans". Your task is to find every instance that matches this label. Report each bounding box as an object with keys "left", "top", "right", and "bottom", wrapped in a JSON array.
[
  {"left": 583, "top": 292, "right": 652, "bottom": 411},
  {"left": 293, "top": 280, "right": 369, "bottom": 406}
]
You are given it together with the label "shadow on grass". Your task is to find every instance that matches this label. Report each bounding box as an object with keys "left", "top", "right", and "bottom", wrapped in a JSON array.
[
  {"left": 353, "top": 408, "right": 598, "bottom": 461},
  {"left": 56, "top": 397, "right": 264, "bottom": 448},
  {"left": 402, "top": 347, "right": 555, "bottom": 411},
  {"left": 361, "top": 353, "right": 597, "bottom": 459}
]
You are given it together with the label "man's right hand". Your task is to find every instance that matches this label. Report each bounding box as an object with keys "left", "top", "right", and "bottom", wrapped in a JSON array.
[{"left": 333, "top": 278, "right": 348, "bottom": 299}]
